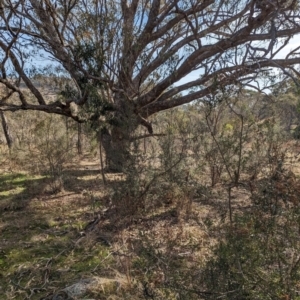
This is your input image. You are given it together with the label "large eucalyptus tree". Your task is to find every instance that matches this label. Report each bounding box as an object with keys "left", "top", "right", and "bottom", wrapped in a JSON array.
[{"left": 0, "top": 0, "right": 300, "bottom": 170}]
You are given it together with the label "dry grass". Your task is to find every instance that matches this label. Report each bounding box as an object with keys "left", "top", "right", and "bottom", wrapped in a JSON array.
[
  {"left": 0, "top": 152, "right": 227, "bottom": 299},
  {"left": 1, "top": 148, "right": 300, "bottom": 299}
]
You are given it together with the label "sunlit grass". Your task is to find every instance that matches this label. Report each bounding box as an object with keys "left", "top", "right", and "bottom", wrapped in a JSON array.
[
  {"left": 0, "top": 168, "right": 115, "bottom": 299},
  {"left": 0, "top": 186, "right": 25, "bottom": 197}
]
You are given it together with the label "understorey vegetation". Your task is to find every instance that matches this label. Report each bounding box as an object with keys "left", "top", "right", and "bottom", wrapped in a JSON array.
[
  {"left": 1, "top": 0, "right": 300, "bottom": 298},
  {"left": 1, "top": 81, "right": 300, "bottom": 299}
]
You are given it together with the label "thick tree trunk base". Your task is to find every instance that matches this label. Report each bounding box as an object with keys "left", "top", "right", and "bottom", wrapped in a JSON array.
[{"left": 99, "top": 127, "right": 131, "bottom": 173}]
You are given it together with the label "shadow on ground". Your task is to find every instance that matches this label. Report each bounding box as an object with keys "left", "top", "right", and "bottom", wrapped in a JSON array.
[
  {"left": 2, "top": 164, "right": 296, "bottom": 300},
  {"left": 0, "top": 169, "right": 109, "bottom": 300}
]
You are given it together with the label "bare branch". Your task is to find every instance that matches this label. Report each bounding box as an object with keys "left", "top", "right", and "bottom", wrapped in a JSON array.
[{"left": 0, "top": 0, "right": 299, "bottom": 131}]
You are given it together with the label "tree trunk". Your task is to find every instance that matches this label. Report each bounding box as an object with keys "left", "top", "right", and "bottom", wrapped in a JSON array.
[
  {"left": 0, "top": 111, "right": 13, "bottom": 149},
  {"left": 98, "top": 131, "right": 107, "bottom": 185},
  {"left": 65, "top": 116, "right": 69, "bottom": 151},
  {"left": 99, "top": 99, "right": 139, "bottom": 172},
  {"left": 100, "top": 126, "right": 131, "bottom": 172},
  {"left": 77, "top": 122, "right": 83, "bottom": 155}
]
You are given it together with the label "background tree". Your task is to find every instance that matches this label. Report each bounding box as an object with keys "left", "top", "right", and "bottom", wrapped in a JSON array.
[
  {"left": 0, "top": 0, "right": 300, "bottom": 170},
  {"left": 0, "top": 110, "right": 13, "bottom": 148}
]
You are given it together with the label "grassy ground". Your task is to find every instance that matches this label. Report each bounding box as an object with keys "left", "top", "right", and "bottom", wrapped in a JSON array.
[
  {"left": 0, "top": 156, "right": 216, "bottom": 299},
  {"left": 0, "top": 156, "right": 112, "bottom": 299},
  {"left": 1, "top": 152, "right": 300, "bottom": 300}
]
